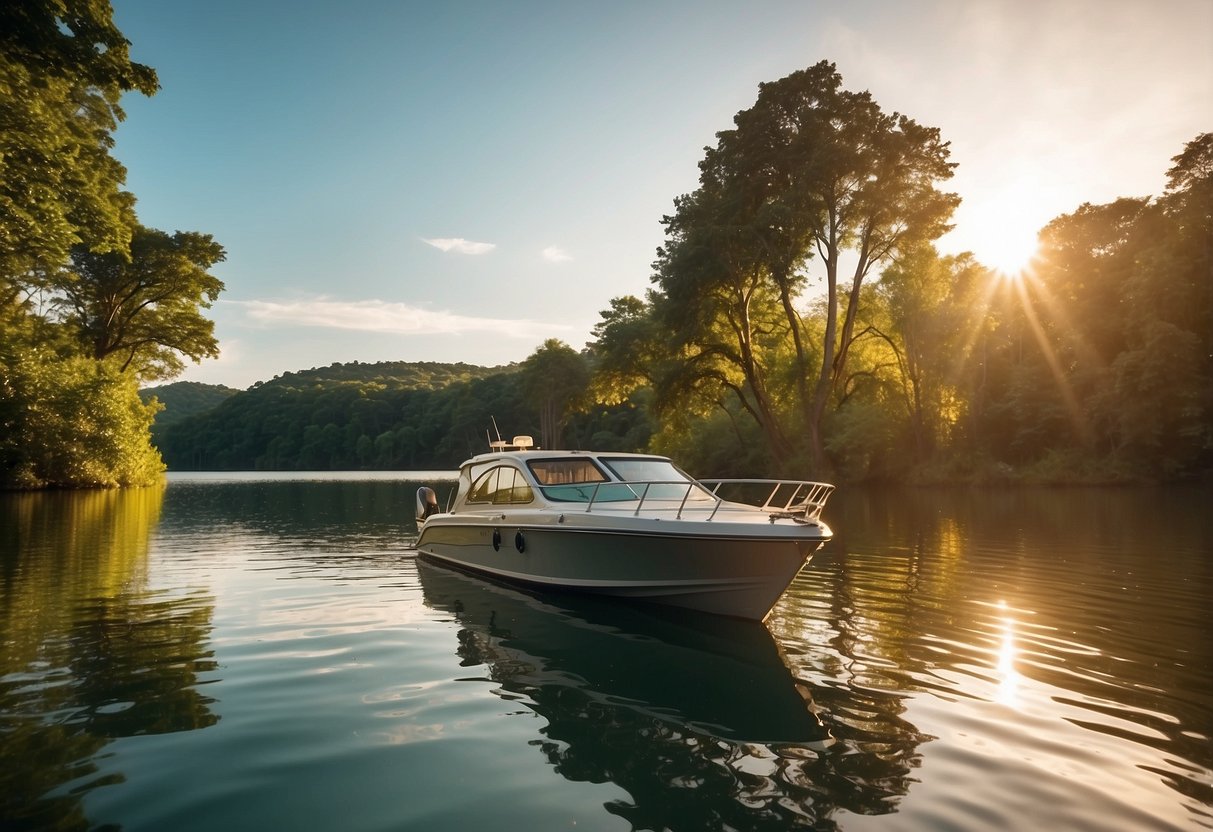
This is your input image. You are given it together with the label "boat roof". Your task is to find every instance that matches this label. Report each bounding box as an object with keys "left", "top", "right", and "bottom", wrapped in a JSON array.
[{"left": 462, "top": 446, "right": 669, "bottom": 468}]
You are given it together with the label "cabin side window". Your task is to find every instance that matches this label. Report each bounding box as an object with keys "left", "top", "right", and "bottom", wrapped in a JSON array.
[{"left": 467, "top": 465, "right": 534, "bottom": 505}]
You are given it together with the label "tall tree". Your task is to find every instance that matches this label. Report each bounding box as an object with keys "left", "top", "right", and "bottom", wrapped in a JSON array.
[
  {"left": 1153, "top": 132, "right": 1212, "bottom": 361},
  {"left": 874, "top": 249, "right": 986, "bottom": 463},
  {"left": 652, "top": 187, "right": 799, "bottom": 464},
  {"left": 1108, "top": 133, "right": 1212, "bottom": 473},
  {"left": 587, "top": 295, "right": 661, "bottom": 404},
  {"left": 520, "top": 340, "right": 590, "bottom": 450},
  {"left": 55, "top": 225, "right": 226, "bottom": 380},
  {"left": 0, "top": 1, "right": 223, "bottom": 489},
  {"left": 652, "top": 61, "right": 959, "bottom": 472}
]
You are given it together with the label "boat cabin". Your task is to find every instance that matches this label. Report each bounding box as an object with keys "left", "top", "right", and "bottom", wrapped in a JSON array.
[{"left": 452, "top": 448, "right": 715, "bottom": 511}]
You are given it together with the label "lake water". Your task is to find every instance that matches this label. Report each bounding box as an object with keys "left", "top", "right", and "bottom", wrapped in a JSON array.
[{"left": 2, "top": 474, "right": 1211, "bottom": 831}]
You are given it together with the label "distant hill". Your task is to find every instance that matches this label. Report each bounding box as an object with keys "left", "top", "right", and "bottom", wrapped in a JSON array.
[
  {"left": 152, "top": 360, "right": 528, "bottom": 471},
  {"left": 140, "top": 381, "right": 241, "bottom": 440},
  {"left": 252, "top": 360, "right": 511, "bottom": 391}
]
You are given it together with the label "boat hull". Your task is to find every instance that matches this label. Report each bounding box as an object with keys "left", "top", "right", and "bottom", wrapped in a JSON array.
[{"left": 414, "top": 514, "right": 826, "bottom": 620}]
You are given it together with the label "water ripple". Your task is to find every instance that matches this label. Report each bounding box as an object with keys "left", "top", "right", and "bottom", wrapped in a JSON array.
[{"left": 3, "top": 480, "right": 1211, "bottom": 831}]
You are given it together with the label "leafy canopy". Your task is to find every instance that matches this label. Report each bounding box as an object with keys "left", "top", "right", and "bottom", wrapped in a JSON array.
[
  {"left": 56, "top": 226, "right": 226, "bottom": 381},
  {"left": 0, "top": 0, "right": 158, "bottom": 288},
  {"left": 616, "top": 61, "right": 959, "bottom": 473}
]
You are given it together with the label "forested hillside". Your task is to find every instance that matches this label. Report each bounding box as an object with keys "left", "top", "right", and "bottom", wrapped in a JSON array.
[
  {"left": 155, "top": 359, "right": 652, "bottom": 471},
  {"left": 140, "top": 381, "right": 240, "bottom": 438}
]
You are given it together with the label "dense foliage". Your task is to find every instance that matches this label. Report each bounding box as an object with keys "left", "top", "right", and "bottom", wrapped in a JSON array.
[
  {"left": 2, "top": 321, "right": 163, "bottom": 488},
  {"left": 1, "top": 1, "right": 223, "bottom": 489}
]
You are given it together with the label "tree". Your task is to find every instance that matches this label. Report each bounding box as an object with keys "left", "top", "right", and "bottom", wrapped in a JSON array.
[
  {"left": 55, "top": 226, "right": 226, "bottom": 380},
  {"left": 873, "top": 248, "right": 986, "bottom": 463},
  {"left": 652, "top": 187, "right": 801, "bottom": 466},
  {"left": 1154, "top": 133, "right": 1212, "bottom": 364},
  {"left": 520, "top": 340, "right": 590, "bottom": 450},
  {"left": 650, "top": 61, "right": 959, "bottom": 472},
  {"left": 1, "top": 331, "right": 164, "bottom": 488},
  {"left": 587, "top": 295, "right": 661, "bottom": 404},
  {"left": 1108, "top": 133, "right": 1212, "bottom": 473},
  {"left": 0, "top": 2, "right": 235, "bottom": 489}
]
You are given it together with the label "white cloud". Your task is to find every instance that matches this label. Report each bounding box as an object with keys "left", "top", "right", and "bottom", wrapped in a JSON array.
[
  {"left": 422, "top": 237, "right": 496, "bottom": 255},
  {"left": 541, "top": 246, "right": 572, "bottom": 263},
  {"left": 231, "top": 297, "right": 568, "bottom": 338}
]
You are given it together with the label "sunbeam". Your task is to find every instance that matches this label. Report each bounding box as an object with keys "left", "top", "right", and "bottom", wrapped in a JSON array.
[{"left": 1013, "top": 277, "right": 1093, "bottom": 444}]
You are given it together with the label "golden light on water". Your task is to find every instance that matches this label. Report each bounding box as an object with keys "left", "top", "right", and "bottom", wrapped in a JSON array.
[{"left": 996, "top": 600, "right": 1022, "bottom": 707}]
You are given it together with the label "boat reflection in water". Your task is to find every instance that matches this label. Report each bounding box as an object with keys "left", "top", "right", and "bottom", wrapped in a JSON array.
[{"left": 418, "top": 559, "right": 838, "bottom": 829}]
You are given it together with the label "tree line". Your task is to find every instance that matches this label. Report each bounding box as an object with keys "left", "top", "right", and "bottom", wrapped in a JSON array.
[{"left": 4, "top": 7, "right": 1207, "bottom": 487}]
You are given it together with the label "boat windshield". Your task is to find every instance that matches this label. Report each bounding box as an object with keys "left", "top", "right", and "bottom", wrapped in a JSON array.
[
  {"left": 528, "top": 458, "right": 621, "bottom": 503},
  {"left": 526, "top": 455, "right": 716, "bottom": 504},
  {"left": 600, "top": 457, "right": 716, "bottom": 502}
]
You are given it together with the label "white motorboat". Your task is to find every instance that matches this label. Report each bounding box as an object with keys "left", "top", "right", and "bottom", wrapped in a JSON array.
[{"left": 413, "top": 436, "right": 834, "bottom": 621}]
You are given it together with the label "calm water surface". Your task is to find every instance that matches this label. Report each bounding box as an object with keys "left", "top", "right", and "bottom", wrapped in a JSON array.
[{"left": 2, "top": 474, "right": 1210, "bottom": 831}]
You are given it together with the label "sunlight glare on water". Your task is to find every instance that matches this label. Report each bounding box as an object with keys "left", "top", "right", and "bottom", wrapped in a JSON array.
[{"left": 994, "top": 600, "right": 1022, "bottom": 707}]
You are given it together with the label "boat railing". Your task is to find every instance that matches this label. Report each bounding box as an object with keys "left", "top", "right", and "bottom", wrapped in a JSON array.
[
  {"left": 700, "top": 479, "right": 834, "bottom": 521},
  {"left": 539, "top": 478, "right": 833, "bottom": 522},
  {"left": 538, "top": 481, "right": 713, "bottom": 519}
]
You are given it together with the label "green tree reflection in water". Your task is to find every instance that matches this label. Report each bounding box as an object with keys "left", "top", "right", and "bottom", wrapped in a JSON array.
[{"left": 0, "top": 487, "right": 219, "bottom": 831}]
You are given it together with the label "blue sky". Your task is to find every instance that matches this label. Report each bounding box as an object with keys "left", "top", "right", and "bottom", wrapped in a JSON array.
[{"left": 110, "top": 0, "right": 1213, "bottom": 390}]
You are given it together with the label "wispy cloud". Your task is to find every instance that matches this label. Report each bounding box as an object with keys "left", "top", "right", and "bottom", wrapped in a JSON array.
[
  {"left": 230, "top": 297, "right": 568, "bottom": 338},
  {"left": 541, "top": 246, "right": 572, "bottom": 263},
  {"left": 422, "top": 237, "right": 496, "bottom": 255}
]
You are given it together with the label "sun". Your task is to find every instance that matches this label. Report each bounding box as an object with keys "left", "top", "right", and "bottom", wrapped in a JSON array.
[
  {"left": 965, "top": 181, "right": 1047, "bottom": 278},
  {"left": 984, "top": 225, "right": 1040, "bottom": 279}
]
